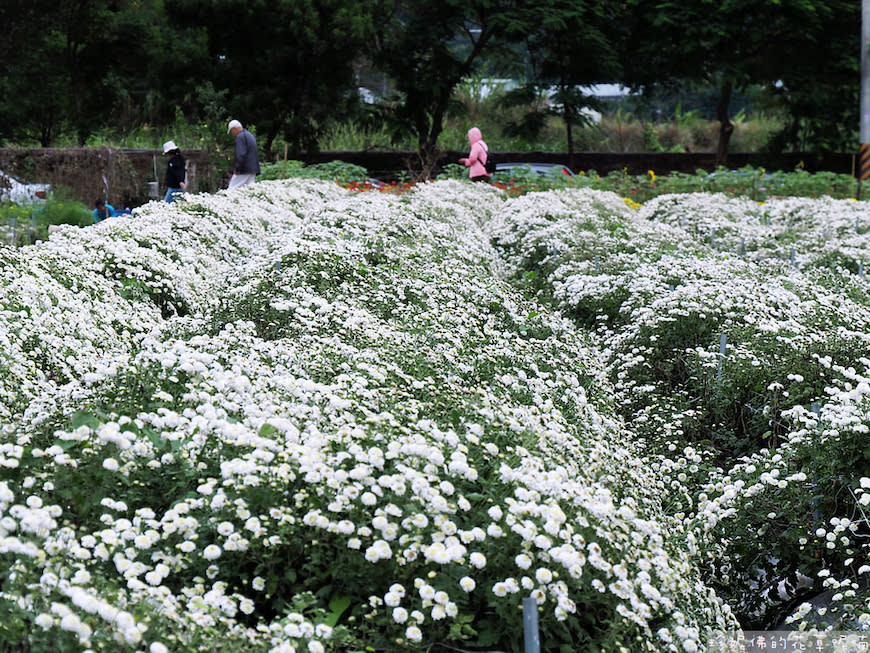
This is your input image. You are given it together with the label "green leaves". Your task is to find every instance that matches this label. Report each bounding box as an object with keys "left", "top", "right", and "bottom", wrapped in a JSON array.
[{"left": 325, "top": 595, "right": 351, "bottom": 628}]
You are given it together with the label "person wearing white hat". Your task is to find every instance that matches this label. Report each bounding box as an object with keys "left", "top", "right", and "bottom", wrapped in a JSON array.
[
  {"left": 162, "top": 140, "right": 187, "bottom": 203},
  {"left": 227, "top": 119, "right": 260, "bottom": 189}
]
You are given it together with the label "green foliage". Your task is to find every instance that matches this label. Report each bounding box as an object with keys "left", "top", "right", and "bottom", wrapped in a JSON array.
[
  {"left": 0, "top": 194, "right": 91, "bottom": 245},
  {"left": 577, "top": 166, "right": 859, "bottom": 203},
  {"left": 170, "top": 0, "right": 373, "bottom": 156},
  {"left": 0, "top": 0, "right": 855, "bottom": 162},
  {"left": 259, "top": 160, "right": 369, "bottom": 184},
  {"left": 368, "top": 0, "right": 543, "bottom": 176},
  {"left": 621, "top": 0, "right": 859, "bottom": 154}
]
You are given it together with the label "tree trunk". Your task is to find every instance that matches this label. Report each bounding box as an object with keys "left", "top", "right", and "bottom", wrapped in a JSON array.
[
  {"left": 415, "top": 101, "right": 446, "bottom": 181},
  {"left": 715, "top": 80, "right": 734, "bottom": 167},
  {"left": 264, "top": 124, "right": 281, "bottom": 162},
  {"left": 416, "top": 136, "right": 440, "bottom": 182}
]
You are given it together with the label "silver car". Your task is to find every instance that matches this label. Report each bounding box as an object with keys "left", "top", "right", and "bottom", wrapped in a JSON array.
[{"left": 494, "top": 162, "right": 575, "bottom": 177}]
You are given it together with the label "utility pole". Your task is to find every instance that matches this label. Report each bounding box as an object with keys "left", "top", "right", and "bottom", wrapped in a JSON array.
[{"left": 860, "top": 0, "right": 870, "bottom": 197}]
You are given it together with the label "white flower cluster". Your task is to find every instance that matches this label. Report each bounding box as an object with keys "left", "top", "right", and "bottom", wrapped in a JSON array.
[
  {"left": 487, "top": 187, "right": 870, "bottom": 632},
  {"left": 14, "top": 180, "right": 837, "bottom": 651}
]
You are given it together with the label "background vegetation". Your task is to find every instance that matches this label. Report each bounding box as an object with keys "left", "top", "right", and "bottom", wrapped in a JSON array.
[{"left": 0, "top": 0, "right": 860, "bottom": 177}]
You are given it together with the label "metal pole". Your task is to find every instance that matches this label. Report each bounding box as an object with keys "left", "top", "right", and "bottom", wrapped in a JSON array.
[
  {"left": 522, "top": 597, "right": 540, "bottom": 653},
  {"left": 810, "top": 402, "right": 822, "bottom": 525},
  {"left": 859, "top": 0, "right": 870, "bottom": 198},
  {"left": 105, "top": 148, "right": 112, "bottom": 202},
  {"left": 716, "top": 333, "right": 727, "bottom": 385}
]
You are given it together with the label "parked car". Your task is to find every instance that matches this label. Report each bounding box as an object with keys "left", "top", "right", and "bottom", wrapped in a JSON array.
[
  {"left": 0, "top": 169, "right": 50, "bottom": 203},
  {"left": 495, "top": 162, "right": 576, "bottom": 177}
]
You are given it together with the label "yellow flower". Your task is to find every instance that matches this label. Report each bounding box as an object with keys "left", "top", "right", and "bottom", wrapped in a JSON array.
[
  {"left": 648, "top": 170, "right": 655, "bottom": 183},
  {"left": 623, "top": 197, "right": 642, "bottom": 210}
]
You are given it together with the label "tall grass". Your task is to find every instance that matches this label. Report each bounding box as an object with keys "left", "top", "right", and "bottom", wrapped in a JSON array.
[{"left": 52, "top": 83, "right": 786, "bottom": 155}]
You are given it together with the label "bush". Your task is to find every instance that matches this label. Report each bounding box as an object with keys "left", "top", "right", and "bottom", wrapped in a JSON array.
[
  {"left": 259, "top": 159, "right": 369, "bottom": 184},
  {"left": 0, "top": 192, "right": 91, "bottom": 245}
]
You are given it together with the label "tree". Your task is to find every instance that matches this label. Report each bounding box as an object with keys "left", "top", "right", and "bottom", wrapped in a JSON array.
[
  {"left": 169, "top": 0, "right": 372, "bottom": 159},
  {"left": 0, "top": 0, "right": 174, "bottom": 146},
  {"left": 369, "top": 0, "right": 524, "bottom": 179},
  {"left": 621, "top": 0, "right": 858, "bottom": 163},
  {"left": 0, "top": 1, "right": 55, "bottom": 76},
  {"left": 503, "top": 0, "right": 624, "bottom": 168},
  {"left": 763, "top": 2, "right": 859, "bottom": 152}
]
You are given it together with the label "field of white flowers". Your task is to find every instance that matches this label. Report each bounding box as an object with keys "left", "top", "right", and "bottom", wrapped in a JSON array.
[{"left": 0, "top": 179, "right": 868, "bottom": 652}]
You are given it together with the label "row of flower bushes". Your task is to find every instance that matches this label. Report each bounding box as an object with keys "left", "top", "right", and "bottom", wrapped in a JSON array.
[
  {"left": 436, "top": 163, "right": 860, "bottom": 202},
  {"left": 0, "top": 180, "right": 743, "bottom": 652},
  {"left": 485, "top": 187, "right": 870, "bottom": 630},
  {"left": 1, "top": 178, "right": 868, "bottom": 652}
]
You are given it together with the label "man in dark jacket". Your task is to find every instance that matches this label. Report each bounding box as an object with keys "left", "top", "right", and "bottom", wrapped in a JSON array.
[{"left": 227, "top": 119, "right": 261, "bottom": 189}]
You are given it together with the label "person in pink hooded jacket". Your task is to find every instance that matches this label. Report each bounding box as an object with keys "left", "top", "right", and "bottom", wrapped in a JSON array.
[{"left": 458, "top": 126, "right": 492, "bottom": 182}]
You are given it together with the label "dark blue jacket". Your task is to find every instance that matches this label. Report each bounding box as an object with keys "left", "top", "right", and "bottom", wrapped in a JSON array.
[{"left": 233, "top": 129, "right": 261, "bottom": 175}]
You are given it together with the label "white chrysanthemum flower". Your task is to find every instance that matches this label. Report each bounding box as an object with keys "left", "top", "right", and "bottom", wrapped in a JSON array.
[
  {"left": 364, "top": 539, "right": 392, "bottom": 562},
  {"left": 35, "top": 613, "right": 53, "bottom": 629},
  {"left": 535, "top": 568, "right": 553, "bottom": 584},
  {"left": 389, "top": 583, "right": 406, "bottom": 597},
  {"left": 392, "top": 607, "right": 408, "bottom": 624},
  {"left": 405, "top": 625, "right": 423, "bottom": 643},
  {"left": 384, "top": 591, "right": 402, "bottom": 607},
  {"left": 469, "top": 552, "right": 486, "bottom": 568}
]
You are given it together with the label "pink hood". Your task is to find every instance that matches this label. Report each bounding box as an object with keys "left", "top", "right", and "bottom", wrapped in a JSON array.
[{"left": 464, "top": 127, "right": 490, "bottom": 177}]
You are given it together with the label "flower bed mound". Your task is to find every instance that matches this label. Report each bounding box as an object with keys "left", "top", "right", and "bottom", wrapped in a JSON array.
[
  {"left": 485, "top": 188, "right": 870, "bottom": 631},
  {"left": 0, "top": 180, "right": 735, "bottom": 652}
]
